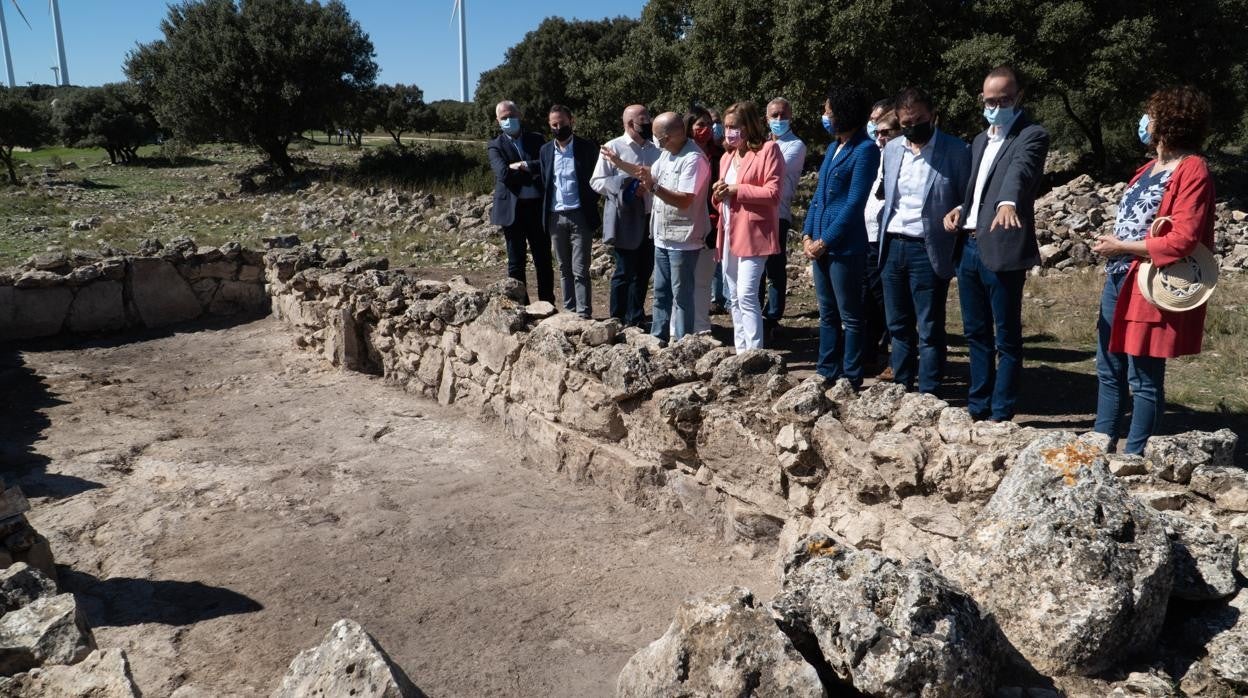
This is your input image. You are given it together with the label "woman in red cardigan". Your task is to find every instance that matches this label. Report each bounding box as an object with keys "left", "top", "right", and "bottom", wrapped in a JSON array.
[
  {"left": 1091, "top": 86, "right": 1215, "bottom": 454},
  {"left": 711, "top": 101, "right": 783, "bottom": 352}
]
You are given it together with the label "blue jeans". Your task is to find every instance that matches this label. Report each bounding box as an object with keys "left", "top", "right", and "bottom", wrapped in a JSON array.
[
  {"left": 711, "top": 261, "right": 728, "bottom": 306},
  {"left": 882, "top": 235, "right": 949, "bottom": 394},
  {"left": 759, "top": 219, "right": 791, "bottom": 324},
  {"left": 609, "top": 236, "right": 653, "bottom": 328},
  {"left": 811, "top": 251, "right": 866, "bottom": 386},
  {"left": 1094, "top": 271, "right": 1166, "bottom": 454},
  {"left": 957, "top": 235, "right": 1025, "bottom": 421},
  {"left": 651, "top": 246, "right": 697, "bottom": 343}
]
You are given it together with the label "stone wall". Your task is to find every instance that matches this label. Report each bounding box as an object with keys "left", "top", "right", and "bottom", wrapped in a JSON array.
[
  {"left": 263, "top": 243, "right": 1246, "bottom": 567},
  {"left": 0, "top": 236, "right": 268, "bottom": 342}
]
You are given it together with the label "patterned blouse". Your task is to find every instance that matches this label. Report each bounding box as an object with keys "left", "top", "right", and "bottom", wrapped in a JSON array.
[{"left": 1107, "top": 166, "right": 1171, "bottom": 274}]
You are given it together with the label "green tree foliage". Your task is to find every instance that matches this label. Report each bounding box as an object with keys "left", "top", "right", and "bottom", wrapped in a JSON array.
[
  {"left": 0, "top": 90, "right": 54, "bottom": 184},
  {"left": 483, "top": 1, "right": 1248, "bottom": 175},
  {"left": 52, "top": 83, "right": 159, "bottom": 164},
  {"left": 376, "top": 83, "right": 434, "bottom": 145},
  {"left": 427, "top": 99, "right": 476, "bottom": 135},
  {"left": 474, "top": 16, "right": 638, "bottom": 141},
  {"left": 125, "top": 0, "right": 378, "bottom": 177}
]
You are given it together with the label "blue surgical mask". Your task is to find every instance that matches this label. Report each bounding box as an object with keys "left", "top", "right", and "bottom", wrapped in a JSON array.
[
  {"left": 499, "top": 117, "right": 520, "bottom": 136},
  {"left": 768, "top": 118, "right": 790, "bottom": 137},
  {"left": 866, "top": 121, "right": 878, "bottom": 141},
  {"left": 983, "top": 105, "right": 1016, "bottom": 127},
  {"left": 712, "top": 122, "right": 724, "bottom": 141},
  {"left": 821, "top": 114, "right": 836, "bottom": 135},
  {"left": 1138, "top": 114, "right": 1152, "bottom": 146}
]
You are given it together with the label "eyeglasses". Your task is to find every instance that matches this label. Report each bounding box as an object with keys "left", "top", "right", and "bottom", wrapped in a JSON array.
[
  {"left": 877, "top": 128, "right": 898, "bottom": 137},
  {"left": 980, "top": 96, "right": 1016, "bottom": 109}
]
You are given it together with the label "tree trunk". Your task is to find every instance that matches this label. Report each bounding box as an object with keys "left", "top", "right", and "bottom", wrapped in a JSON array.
[
  {"left": 1059, "top": 91, "right": 1106, "bottom": 173},
  {"left": 260, "top": 139, "right": 295, "bottom": 178},
  {"left": 1, "top": 147, "right": 17, "bottom": 184},
  {"left": 388, "top": 129, "right": 403, "bottom": 146},
  {"left": 105, "top": 147, "right": 118, "bottom": 164}
]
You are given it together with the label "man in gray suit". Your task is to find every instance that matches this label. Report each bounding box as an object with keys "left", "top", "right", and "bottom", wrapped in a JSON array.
[
  {"left": 878, "top": 87, "right": 971, "bottom": 395},
  {"left": 591, "top": 105, "right": 660, "bottom": 327},
  {"left": 943, "top": 66, "right": 1050, "bottom": 422}
]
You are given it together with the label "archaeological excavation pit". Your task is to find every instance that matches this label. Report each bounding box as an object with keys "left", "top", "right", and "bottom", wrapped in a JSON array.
[{"left": 1, "top": 239, "right": 1246, "bottom": 696}]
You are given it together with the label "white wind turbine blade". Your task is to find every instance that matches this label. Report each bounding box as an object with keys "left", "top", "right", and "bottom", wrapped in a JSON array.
[
  {"left": 450, "top": 0, "right": 459, "bottom": 26},
  {"left": 10, "top": 0, "right": 32, "bottom": 29}
]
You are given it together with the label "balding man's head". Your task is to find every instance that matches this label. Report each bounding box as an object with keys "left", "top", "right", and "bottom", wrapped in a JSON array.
[
  {"left": 623, "top": 104, "right": 652, "bottom": 143},
  {"left": 653, "top": 111, "right": 686, "bottom": 153}
]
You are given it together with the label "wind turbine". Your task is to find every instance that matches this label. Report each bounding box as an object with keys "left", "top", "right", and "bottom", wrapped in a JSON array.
[
  {"left": 48, "top": 0, "right": 67, "bottom": 85},
  {"left": 450, "top": 0, "right": 468, "bottom": 102},
  {"left": 0, "top": 0, "right": 32, "bottom": 89}
]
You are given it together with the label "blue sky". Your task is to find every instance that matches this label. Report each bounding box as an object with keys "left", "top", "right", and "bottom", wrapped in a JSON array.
[{"left": 0, "top": 0, "right": 646, "bottom": 100}]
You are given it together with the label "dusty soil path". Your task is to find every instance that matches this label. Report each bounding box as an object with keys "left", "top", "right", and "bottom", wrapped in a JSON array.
[{"left": 1, "top": 318, "right": 775, "bottom": 697}]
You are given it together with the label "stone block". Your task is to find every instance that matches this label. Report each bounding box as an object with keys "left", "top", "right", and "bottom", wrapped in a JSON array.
[{"left": 65, "top": 281, "right": 125, "bottom": 334}]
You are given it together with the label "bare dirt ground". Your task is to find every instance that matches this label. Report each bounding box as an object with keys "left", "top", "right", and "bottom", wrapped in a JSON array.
[{"left": 0, "top": 317, "right": 775, "bottom": 697}]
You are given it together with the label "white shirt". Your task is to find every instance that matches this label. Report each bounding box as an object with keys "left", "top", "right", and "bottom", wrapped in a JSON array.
[
  {"left": 651, "top": 140, "right": 711, "bottom": 251},
  {"left": 722, "top": 159, "right": 739, "bottom": 254},
  {"left": 886, "top": 137, "right": 934, "bottom": 238},
  {"left": 551, "top": 138, "right": 580, "bottom": 212},
  {"left": 774, "top": 130, "right": 806, "bottom": 223},
  {"left": 591, "top": 132, "right": 661, "bottom": 213},
  {"left": 864, "top": 159, "right": 885, "bottom": 243},
  {"left": 964, "top": 111, "right": 1021, "bottom": 229}
]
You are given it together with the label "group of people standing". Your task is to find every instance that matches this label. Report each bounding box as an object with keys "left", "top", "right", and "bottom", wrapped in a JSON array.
[{"left": 487, "top": 66, "right": 1216, "bottom": 454}]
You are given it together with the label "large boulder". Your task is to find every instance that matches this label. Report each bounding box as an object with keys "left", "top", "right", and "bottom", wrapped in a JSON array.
[
  {"left": 0, "top": 287, "right": 72, "bottom": 340},
  {"left": 0, "top": 594, "right": 96, "bottom": 676},
  {"left": 65, "top": 281, "right": 126, "bottom": 334},
  {"left": 616, "top": 586, "right": 824, "bottom": 698},
  {"left": 0, "top": 648, "right": 139, "bottom": 697},
  {"left": 129, "top": 257, "right": 204, "bottom": 327},
  {"left": 1170, "top": 590, "right": 1248, "bottom": 697},
  {"left": 944, "top": 434, "right": 1173, "bottom": 676},
  {"left": 772, "top": 534, "right": 999, "bottom": 697},
  {"left": 271, "top": 619, "right": 421, "bottom": 698}
]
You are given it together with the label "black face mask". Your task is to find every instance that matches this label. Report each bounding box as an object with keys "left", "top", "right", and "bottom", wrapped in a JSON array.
[
  {"left": 552, "top": 124, "right": 572, "bottom": 141},
  {"left": 902, "top": 121, "right": 934, "bottom": 145},
  {"left": 636, "top": 122, "right": 653, "bottom": 140}
]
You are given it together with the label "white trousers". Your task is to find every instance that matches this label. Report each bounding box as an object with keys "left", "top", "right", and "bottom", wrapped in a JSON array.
[{"left": 723, "top": 251, "right": 767, "bottom": 353}]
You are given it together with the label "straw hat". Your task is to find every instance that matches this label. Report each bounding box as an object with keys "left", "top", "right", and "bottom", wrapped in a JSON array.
[{"left": 1136, "top": 216, "right": 1218, "bottom": 312}]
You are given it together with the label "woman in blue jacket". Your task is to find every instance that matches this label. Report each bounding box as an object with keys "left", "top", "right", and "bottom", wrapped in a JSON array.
[{"left": 802, "top": 85, "right": 880, "bottom": 387}]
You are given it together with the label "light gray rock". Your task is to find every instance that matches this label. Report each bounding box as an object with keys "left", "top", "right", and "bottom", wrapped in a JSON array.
[
  {"left": 891, "top": 392, "right": 948, "bottom": 429},
  {"left": 1, "top": 287, "right": 72, "bottom": 340},
  {"left": 772, "top": 534, "right": 999, "bottom": 697},
  {"left": 0, "top": 594, "right": 96, "bottom": 676},
  {"left": 271, "top": 619, "right": 421, "bottom": 698},
  {"left": 1161, "top": 513, "right": 1240, "bottom": 601},
  {"left": 845, "top": 382, "right": 906, "bottom": 424},
  {"left": 867, "top": 432, "right": 926, "bottom": 497},
  {"left": 616, "top": 586, "right": 824, "bottom": 698},
  {"left": 65, "top": 281, "right": 125, "bottom": 334},
  {"left": 0, "top": 648, "right": 139, "bottom": 697},
  {"left": 523, "top": 300, "right": 556, "bottom": 318},
  {"left": 458, "top": 297, "right": 525, "bottom": 373},
  {"left": 1174, "top": 589, "right": 1248, "bottom": 697},
  {"left": 0, "top": 563, "right": 57, "bottom": 613},
  {"left": 944, "top": 434, "right": 1173, "bottom": 676},
  {"left": 710, "top": 349, "right": 787, "bottom": 393},
  {"left": 129, "top": 257, "right": 204, "bottom": 327},
  {"left": 1144, "top": 436, "right": 1210, "bottom": 484},
  {"left": 1189, "top": 466, "right": 1248, "bottom": 513},
  {"left": 772, "top": 376, "right": 832, "bottom": 424},
  {"left": 937, "top": 407, "right": 974, "bottom": 445},
  {"left": 1108, "top": 453, "right": 1147, "bottom": 477}
]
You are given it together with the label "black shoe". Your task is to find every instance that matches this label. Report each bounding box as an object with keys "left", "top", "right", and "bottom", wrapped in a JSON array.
[{"left": 710, "top": 302, "right": 727, "bottom": 316}]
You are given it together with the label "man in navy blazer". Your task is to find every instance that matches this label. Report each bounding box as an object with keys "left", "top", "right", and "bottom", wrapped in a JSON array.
[
  {"left": 487, "top": 100, "right": 554, "bottom": 305},
  {"left": 536, "top": 105, "right": 600, "bottom": 317},
  {"left": 942, "top": 66, "right": 1050, "bottom": 422},
  {"left": 878, "top": 87, "right": 971, "bottom": 395}
]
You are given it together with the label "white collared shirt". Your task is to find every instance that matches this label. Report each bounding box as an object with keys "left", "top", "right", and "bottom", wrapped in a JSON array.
[
  {"left": 964, "top": 110, "right": 1021, "bottom": 229},
  {"left": 591, "top": 132, "right": 661, "bottom": 213},
  {"left": 551, "top": 138, "right": 580, "bottom": 212},
  {"left": 774, "top": 130, "right": 806, "bottom": 223},
  {"left": 886, "top": 136, "right": 935, "bottom": 238}
]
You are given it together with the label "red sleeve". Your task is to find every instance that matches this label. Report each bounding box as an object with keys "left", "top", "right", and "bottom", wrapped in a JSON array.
[
  {"left": 735, "top": 142, "right": 782, "bottom": 204},
  {"left": 1147, "top": 158, "right": 1215, "bottom": 266}
]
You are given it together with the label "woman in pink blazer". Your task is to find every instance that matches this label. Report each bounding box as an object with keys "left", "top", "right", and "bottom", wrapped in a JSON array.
[{"left": 712, "top": 101, "right": 783, "bottom": 352}]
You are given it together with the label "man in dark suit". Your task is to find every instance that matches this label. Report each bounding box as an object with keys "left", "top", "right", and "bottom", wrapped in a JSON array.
[
  {"left": 537, "top": 105, "right": 600, "bottom": 317},
  {"left": 943, "top": 66, "right": 1050, "bottom": 422},
  {"left": 487, "top": 100, "right": 553, "bottom": 305},
  {"left": 878, "top": 87, "right": 971, "bottom": 396}
]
